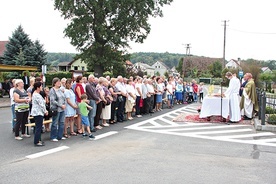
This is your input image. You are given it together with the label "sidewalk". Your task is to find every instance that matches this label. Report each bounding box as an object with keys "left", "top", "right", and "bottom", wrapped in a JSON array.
[{"left": 0, "top": 96, "right": 11, "bottom": 108}]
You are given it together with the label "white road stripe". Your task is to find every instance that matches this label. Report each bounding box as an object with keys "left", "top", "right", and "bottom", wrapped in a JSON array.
[
  {"left": 139, "top": 122, "right": 212, "bottom": 129},
  {"left": 135, "top": 128, "right": 276, "bottom": 147},
  {"left": 26, "top": 146, "right": 69, "bottom": 159},
  {"left": 181, "top": 109, "right": 198, "bottom": 113},
  {"left": 158, "top": 117, "right": 179, "bottom": 126},
  {"left": 252, "top": 138, "right": 276, "bottom": 143},
  {"left": 162, "top": 125, "right": 248, "bottom": 132},
  {"left": 146, "top": 121, "right": 162, "bottom": 127},
  {"left": 184, "top": 128, "right": 252, "bottom": 135},
  {"left": 165, "top": 114, "right": 179, "bottom": 119},
  {"left": 214, "top": 132, "right": 274, "bottom": 139},
  {"left": 94, "top": 131, "right": 118, "bottom": 140}
]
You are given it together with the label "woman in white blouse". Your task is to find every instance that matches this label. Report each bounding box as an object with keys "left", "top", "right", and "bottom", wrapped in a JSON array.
[
  {"left": 125, "top": 79, "right": 136, "bottom": 120},
  {"left": 31, "top": 82, "right": 48, "bottom": 146}
]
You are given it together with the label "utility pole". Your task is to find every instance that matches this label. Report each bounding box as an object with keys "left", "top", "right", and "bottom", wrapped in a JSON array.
[
  {"left": 182, "top": 43, "right": 191, "bottom": 78},
  {"left": 222, "top": 20, "right": 228, "bottom": 68}
]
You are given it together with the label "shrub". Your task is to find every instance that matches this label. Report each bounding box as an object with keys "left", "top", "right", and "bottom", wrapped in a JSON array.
[
  {"left": 45, "top": 72, "right": 72, "bottom": 86},
  {"left": 266, "top": 106, "right": 276, "bottom": 114},
  {"left": 267, "top": 114, "right": 276, "bottom": 125}
]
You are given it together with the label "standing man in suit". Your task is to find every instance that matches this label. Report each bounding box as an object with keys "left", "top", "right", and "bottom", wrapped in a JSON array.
[{"left": 22, "top": 72, "right": 30, "bottom": 90}]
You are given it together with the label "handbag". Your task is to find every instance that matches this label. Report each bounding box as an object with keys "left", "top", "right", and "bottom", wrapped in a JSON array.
[
  {"left": 139, "top": 98, "right": 143, "bottom": 108},
  {"left": 50, "top": 109, "right": 58, "bottom": 116},
  {"left": 50, "top": 88, "right": 58, "bottom": 116},
  {"left": 118, "top": 95, "right": 123, "bottom": 102}
]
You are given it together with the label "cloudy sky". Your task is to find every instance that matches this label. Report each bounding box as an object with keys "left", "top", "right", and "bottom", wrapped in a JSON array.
[{"left": 1, "top": 0, "right": 276, "bottom": 61}]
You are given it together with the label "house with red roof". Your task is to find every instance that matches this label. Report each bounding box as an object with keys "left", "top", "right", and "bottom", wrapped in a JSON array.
[{"left": 0, "top": 41, "right": 8, "bottom": 63}]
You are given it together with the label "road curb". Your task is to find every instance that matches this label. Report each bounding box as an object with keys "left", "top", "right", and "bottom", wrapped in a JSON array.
[
  {"left": 254, "top": 118, "right": 276, "bottom": 132},
  {"left": 0, "top": 105, "right": 10, "bottom": 108}
]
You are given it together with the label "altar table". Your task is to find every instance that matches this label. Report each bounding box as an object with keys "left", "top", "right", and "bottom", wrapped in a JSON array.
[{"left": 199, "top": 96, "right": 229, "bottom": 119}]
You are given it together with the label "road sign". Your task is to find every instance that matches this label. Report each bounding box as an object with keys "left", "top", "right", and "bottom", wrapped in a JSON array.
[{"left": 238, "top": 70, "right": 243, "bottom": 77}]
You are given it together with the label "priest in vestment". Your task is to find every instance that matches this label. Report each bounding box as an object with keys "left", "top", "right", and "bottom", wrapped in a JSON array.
[
  {"left": 240, "top": 73, "right": 259, "bottom": 120},
  {"left": 224, "top": 72, "right": 241, "bottom": 123}
]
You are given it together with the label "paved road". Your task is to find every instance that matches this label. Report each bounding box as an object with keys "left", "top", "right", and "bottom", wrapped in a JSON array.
[
  {"left": 126, "top": 103, "right": 276, "bottom": 147},
  {"left": 1, "top": 104, "right": 276, "bottom": 184}
]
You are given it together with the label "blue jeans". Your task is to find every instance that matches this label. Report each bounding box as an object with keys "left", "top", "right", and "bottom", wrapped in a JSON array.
[
  {"left": 88, "top": 100, "right": 97, "bottom": 130},
  {"left": 50, "top": 111, "right": 65, "bottom": 140},
  {"left": 34, "top": 115, "right": 43, "bottom": 144},
  {"left": 11, "top": 104, "right": 16, "bottom": 128},
  {"left": 193, "top": 93, "right": 198, "bottom": 102}
]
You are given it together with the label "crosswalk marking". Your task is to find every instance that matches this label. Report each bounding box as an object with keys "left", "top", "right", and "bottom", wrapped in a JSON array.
[
  {"left": 125, "top": 104, "right": 276, "bottom": 147},
  {"left": 161, "top": 125, "right": 248, "bottom": 132},
  {"left": 214, "top": 132, "right": 274, "bottom": 139}
]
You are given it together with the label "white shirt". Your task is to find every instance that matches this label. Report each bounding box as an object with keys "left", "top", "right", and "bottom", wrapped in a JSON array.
[
  {"left": 82, "top": 83, "right": 86, "bottom": 92},
  {"left": 166, "top": 83, "right": 173, "bottom": 95},
  {"left": 126, "top": 84, "right": 136, "bottom": 101},
  {"left": 135, "top": 83, "right": 142, "bottom": 96},
  {"left": 10, "top": 87, "right": 15, "bottom": 105},
  {"left": 115, "top": 82, "right": 127, "bottom": 94}
]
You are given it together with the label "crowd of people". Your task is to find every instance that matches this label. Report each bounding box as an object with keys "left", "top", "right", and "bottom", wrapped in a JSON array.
[
  {"left": 5, "top": 70, "right": 260, "bottom": 146},
  {"left": 9, "top": 74, "right": 205, "bottom": 146}
]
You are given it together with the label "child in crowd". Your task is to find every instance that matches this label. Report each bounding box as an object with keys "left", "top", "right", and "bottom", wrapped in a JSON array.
[
  {"left": 198, "top": 82, "right": 205, "bottom": 103},
  {"left": 166, "top": 80, "right": 173, "bottom": 109},
  {"left": 78, "top": 94, "right": 95, "bottom": 140},
  {"left": 175, "top": 80, "right": 183, "bottom": 104}
]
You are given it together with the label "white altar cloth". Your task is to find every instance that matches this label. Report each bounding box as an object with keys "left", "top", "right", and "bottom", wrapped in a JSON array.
[{"left": 199, "top": 96, "right": 229, "bottom": 118}]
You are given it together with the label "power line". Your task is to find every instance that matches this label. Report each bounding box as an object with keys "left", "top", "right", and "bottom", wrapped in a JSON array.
[{"left": 229, "top": 27, "right": 276, "bottom": 35}]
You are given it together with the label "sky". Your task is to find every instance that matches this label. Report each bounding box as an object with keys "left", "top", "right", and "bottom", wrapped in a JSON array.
[{"left": 1, "top": 0, "right": 276, "bottom": 61}]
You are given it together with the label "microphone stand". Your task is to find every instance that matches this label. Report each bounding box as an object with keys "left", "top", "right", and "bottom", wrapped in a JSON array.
[
  {"left": 220, "top": 81, "right": 223, "bottom": 122},
  {"left": 220, "top": 81, "right": 226, "bottom": 122}
]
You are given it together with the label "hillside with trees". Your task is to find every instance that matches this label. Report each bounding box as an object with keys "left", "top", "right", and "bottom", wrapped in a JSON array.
[
  {"left": 130, "top": 52, "right": 184, "bottom": 69},
  {"left": 46, "top": 52, "right": 76, "bottom": 66}
]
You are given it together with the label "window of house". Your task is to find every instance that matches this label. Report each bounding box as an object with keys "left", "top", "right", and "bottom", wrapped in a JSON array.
[
  {"left": 82, "top": 66, "right": 85, "bottom": 71},
  {"left": 74, "top": 66, "right": 78, "bottom": 70},
  {"left": 158, "top": 66, "right": 160, "bottom": 68}
]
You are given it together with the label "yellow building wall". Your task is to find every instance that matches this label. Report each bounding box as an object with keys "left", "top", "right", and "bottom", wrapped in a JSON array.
[{"left": 70, "top": 59, "right": 87, "bottom": 71}]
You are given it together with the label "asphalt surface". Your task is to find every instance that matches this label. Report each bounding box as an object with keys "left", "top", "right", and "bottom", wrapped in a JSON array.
[{"left": 1, "top": 103, "right": 276, "bottom": 184}]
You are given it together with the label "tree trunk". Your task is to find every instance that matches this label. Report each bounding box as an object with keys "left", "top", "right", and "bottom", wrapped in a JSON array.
[{"left": 94, "top": 64, "right": 104, "bottom": 77}]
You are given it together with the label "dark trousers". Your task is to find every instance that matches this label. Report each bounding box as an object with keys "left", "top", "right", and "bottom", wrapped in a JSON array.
[
  {"left": 94, "top": 102, "right": 103, "bottom": 126},
  {"left": 15, "top": 111, "right": 29, "bottom": 137},
  {"left": 116, "top": 96, "right": 126, "bottom": 122},
  {"left": 153, "top": 94, "right": 157, "bottom": 110},
  {"left": 34, "top": 116, "right": 43, "bottom": 144},
  {"left": 135, "top": 96, "right": 141, "bottom": 115},
  {"left": 199, "top": 93, "right": 203, "bottom": 102},
  {"left": 24, "top": 84, "right": 29, "bottom": 90},
  {"left": 148, "top": 96, "right": 154, "bottom": 112},
  {"left": 110, "top": 101, "right": 116, "bottom": 121}
]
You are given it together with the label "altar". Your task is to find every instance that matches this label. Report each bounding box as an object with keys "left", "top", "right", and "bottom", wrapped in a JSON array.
[{"left": 199, "top": 96, "right": 229, "bottom": 119}]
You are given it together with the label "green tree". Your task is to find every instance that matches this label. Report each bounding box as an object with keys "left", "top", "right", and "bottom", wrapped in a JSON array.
[
  {"left": 176, "top": 58, "right": 183, "bottom": 77},
  {"left": 54, "top": 0, "right": 173, "bottom": 77},
  {"left": 210, "top": 61, "right": 222, "bottom": 77},
  {"left": 3, "top": 25, "right": 47, "bottom": 69},
  {"left": 32, "top": 40, "right": 47, "bottom": 68},
  {"left": 3, "top": 25, "right": 34, "bottom": 65}
]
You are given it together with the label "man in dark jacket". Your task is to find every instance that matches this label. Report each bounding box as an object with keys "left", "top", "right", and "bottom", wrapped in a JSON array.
[
  {"left": 86, "top": 74, "right": 100, "bottom": 132},
  {"left": 22, "top": 72, "right": 30, "bottom": 90}
]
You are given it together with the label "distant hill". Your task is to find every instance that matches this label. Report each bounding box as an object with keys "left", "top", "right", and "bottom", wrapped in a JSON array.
[
  {"left": 46, "top": 52, "right": 76, "bottom": 66},
  {"left": 130, "top": 52, "right": 185, "bottom": 69}
]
